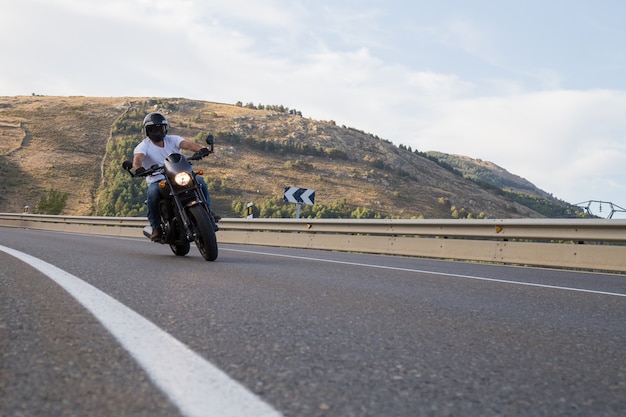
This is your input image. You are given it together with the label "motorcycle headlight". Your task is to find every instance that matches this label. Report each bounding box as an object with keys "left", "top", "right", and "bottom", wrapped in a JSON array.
[{"left": 174, "top": 172, "right": 192, "bottom": 186}]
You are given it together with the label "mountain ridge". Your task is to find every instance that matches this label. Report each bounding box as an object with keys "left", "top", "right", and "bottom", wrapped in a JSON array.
[{"left": 0, "top": 95, "right": 573, "bottom": 219}]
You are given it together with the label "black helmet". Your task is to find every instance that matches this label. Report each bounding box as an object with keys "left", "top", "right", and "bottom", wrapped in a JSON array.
[{"left": 142, "top": 112, "right": 169, "bottom": 142}]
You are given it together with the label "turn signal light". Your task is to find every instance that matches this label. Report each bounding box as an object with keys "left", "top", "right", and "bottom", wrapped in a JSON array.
[
  {"left": 159, "top": 181, "right": 166, "bottom": 189},
  {"left": 197, "top": 169, "right": 204, "bottom": 175}
]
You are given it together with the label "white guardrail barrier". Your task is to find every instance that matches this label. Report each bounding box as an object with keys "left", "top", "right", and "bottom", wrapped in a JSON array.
[{"left": 1, "top": 213, "right": 626, "bottom": 273}]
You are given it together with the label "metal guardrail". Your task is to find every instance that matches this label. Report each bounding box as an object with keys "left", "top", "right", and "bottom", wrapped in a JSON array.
[{"left": 1, "top": 213, "right": 625, "bottom": 273}]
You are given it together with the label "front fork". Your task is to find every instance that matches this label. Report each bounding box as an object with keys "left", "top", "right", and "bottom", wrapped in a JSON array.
[{"left": 171, "top": 187, "right": 214, "bottom": 241}]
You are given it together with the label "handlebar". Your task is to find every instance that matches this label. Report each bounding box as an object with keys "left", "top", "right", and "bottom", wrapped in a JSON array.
[
  {"left": 122, "top": 161, "right": 162, "bottom": 178},
  {"left": 122, "top": 151, "right": 210, "bottom": 177}
]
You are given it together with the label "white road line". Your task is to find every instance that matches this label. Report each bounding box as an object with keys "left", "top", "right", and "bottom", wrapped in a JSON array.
[
  {"left": 224, "top": 248, "right": 626, "bottom": 298},
  {"left": 0, "top": 245, "right": 282, "bottom": 417}
]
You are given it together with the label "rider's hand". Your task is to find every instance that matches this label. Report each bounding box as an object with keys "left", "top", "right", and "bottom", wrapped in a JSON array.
[
  {"left": 134, "top": 167, "right": 146, "bottom": 176},
  {"left": 192, "top": 148, "right": 209, "bottom": 159}
]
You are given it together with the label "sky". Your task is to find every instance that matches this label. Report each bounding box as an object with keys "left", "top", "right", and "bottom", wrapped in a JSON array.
[{"left": 1, "top": 0, "right": 625, "bottom": 218}]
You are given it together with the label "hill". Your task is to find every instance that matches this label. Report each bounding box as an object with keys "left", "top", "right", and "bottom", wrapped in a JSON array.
[
  {"left": 425, "top": 152, "right": 550, "bottom": 198},
  {"left": 424, "top": 152, "right": 573, "bottom": 217},
  {"left": 0, "top": 95, "right": 576, "bottom": 219}
]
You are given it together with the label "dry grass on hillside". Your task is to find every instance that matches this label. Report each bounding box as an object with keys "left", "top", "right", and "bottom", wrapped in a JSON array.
[
  {"left": 0, "top": 96, "right": 545, "bottom": 218},
  {"left": 0, "top": 96, "right": 128, "bottom": 213}
]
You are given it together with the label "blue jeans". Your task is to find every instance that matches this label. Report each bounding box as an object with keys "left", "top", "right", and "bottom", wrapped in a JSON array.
[{"left": 147, "top": 175, "right": 211, "bottom": 229}]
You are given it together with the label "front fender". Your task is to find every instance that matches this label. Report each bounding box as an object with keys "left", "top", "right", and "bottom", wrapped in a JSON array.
[
  {"left": 185, "top": 200, "right": 199, "bottom": 207},
  {"left": 184, "top": 199, "right": 208, "bottom": 210}
]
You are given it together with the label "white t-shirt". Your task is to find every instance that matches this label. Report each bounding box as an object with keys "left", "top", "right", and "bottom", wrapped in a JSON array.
[{"left": 134, "top": 135, "right": 185, "bottom": 184}]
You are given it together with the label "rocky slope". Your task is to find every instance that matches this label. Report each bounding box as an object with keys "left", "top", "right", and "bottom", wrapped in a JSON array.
[{"left": 0, "top": 95, "right": 564, "bottom": 218}]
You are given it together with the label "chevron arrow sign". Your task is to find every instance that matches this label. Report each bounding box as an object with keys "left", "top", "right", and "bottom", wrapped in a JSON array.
[{"left": 284, "top": 186, "right": 316, "bottom": 205}]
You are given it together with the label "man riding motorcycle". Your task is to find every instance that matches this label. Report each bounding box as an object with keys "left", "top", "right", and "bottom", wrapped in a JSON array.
[{"left": 132, "top": 112, "right": 213, "bottom": 240}]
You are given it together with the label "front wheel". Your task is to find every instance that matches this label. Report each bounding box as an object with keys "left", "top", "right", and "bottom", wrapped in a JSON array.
[{"left": 188, "top": 204, "right": 218, "bottom": 261}]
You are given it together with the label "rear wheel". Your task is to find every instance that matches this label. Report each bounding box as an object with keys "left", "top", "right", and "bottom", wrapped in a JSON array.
[
  {"left": 167, "top": 217, "right": 190, "bottom": 256},
  {"left": 188, "top": 204, "right": 218, "bottom": 261}
]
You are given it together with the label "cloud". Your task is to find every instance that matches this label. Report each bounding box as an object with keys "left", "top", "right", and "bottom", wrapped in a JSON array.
[
  {"left": 2, "top": 0, "right": 625, "bottom": 213},
  {"left": 397, "top": 89, "right": 626, "bottom": 203}
]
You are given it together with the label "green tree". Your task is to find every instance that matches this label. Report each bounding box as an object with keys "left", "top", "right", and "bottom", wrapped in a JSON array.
[{"left": 35, "top": 188, "right": 69, "bottom": 215}]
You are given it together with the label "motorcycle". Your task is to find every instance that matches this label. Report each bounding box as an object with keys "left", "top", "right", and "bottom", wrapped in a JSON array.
[{"left": 122, "top": 135, "right": 218, "bottom": 261}]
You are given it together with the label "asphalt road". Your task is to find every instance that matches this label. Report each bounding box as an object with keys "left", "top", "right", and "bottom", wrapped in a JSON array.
[{"left": 1, "top": 227, "right": 625, "bottom": 417}]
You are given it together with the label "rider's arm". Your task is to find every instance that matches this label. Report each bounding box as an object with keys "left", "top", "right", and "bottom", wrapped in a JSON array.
[
  {"left": 179, "top": 139, "right": 203, "bottom": 153},
  {"left": 132, "top": 153, "right": 145, "bottom": 171}
]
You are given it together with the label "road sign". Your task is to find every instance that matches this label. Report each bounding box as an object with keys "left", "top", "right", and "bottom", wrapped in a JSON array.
[{"left": 284, "top": 186, "right": 315, "bottom": 205}]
